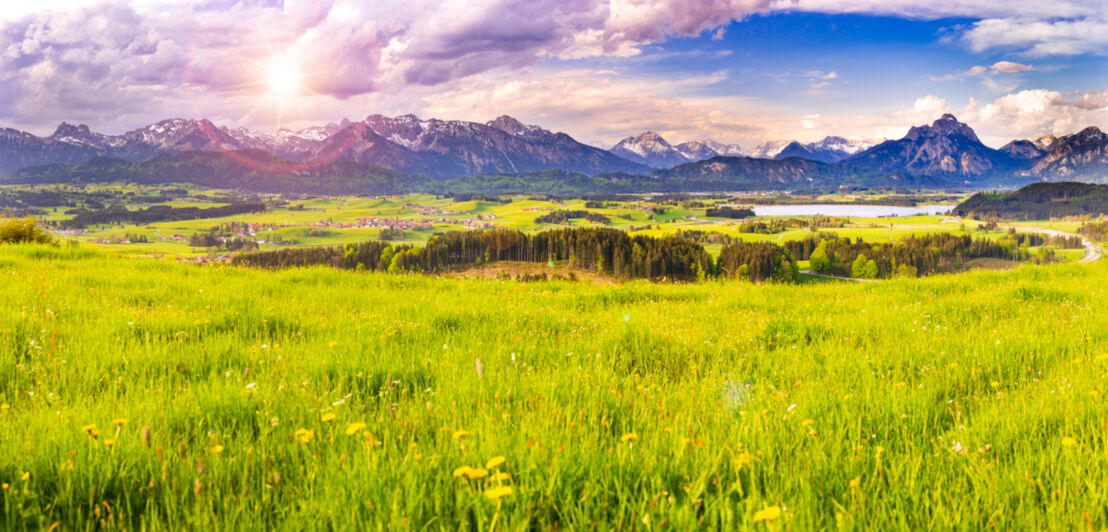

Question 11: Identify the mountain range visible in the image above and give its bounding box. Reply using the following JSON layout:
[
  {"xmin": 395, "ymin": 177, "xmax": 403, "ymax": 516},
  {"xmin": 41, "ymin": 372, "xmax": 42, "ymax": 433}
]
[
  {"xmin": 610, "ymin": 131, "xmax": 743, "ymax": 168},
  {"xmin": 0, "ymin": 115, "xmax": 652, "ymax": 179},
  {"xmin": 2, "ymin": 113, "xmax": 1107, "ymax": 193}
]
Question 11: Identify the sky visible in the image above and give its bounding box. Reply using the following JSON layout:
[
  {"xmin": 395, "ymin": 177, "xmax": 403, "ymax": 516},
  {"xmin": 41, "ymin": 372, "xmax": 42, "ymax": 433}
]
[{"xmin": 1, "ymin": 0, "xmax": 1106, "ymax": 149}]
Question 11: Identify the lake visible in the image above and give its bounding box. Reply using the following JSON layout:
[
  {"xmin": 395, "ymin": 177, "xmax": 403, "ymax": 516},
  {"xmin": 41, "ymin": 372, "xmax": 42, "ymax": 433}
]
[{"xmin": 752, "ymin": 204, "xmax": 953, "ymax": 218}]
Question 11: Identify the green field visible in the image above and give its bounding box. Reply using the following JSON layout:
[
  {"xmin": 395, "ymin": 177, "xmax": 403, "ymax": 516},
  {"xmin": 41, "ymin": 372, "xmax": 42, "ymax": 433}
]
[
  {"xmin": 1, "ymin": 240, "xmax": 1107, "ymax": 529},
  {"xmin": 11, "ymin": 185, "xmax": 1088, "ymax": 264}
]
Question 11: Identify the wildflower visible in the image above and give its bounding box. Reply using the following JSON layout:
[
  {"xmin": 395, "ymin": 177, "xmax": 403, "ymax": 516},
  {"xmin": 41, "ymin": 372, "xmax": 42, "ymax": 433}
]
[
  {"xmin": 452, "ymin": 429, "xmax": 470, "ymax": 439},
  {"xmin": 485, "ymin": 486, "xmax": 512, "ymax": 499},
  {"xmin": 112, "ymin": 418, "xmax": 128, "ymax": 427},
  {"xmin": 753, "ymin": 506, "xmax": 781, "ymax": 522},
  {"xmin": 20, "ymin": 472, "xmax": 29, "ymax": 481},
  {"xmin": 321, "ymin": 412, "xmax": 336, "ymax": 423},
  {"xmin": 490, "ymin": 472, "xmax": 510, "ymax": 482},
  {"xmin": 1, "ymin": 484, "xmax": 7, "ymax": 489},
  {"xmin": 990, "ymin": 381, "xmax": 1000, "ymax": 388},
  {"xmin": 210, "ymin": 445, "xmax": 224, "ymax": 454},
  {"xmin": 345, "ymin": 422, "xmax": 366, "ymax": 435},
  {"xmin": 1, "ymin": 404, "xmax": 9, "ymax": 410},
  {"xmin": 486, "ymin": 456, "xmax": 506, "ymax": 469},
  {"xmin": 81, "ymin": 424, "xmax": 98, "ymax": 433},
  {"xmin": 465, "ymin": 468, "xmax": 489, "ymax": 479},
  {"xmin": 294, "ymin": 428, "xmax": 314, "ymax": 444},
  {"xmin": 849, "ymin": 477, "xmax": 861, "ymax": 489},
  {"xmin": 1062, "ymin": 437, "xmax": 1077, "ymax": 447},
  {"xmin": 620, "ymin": 433, "xmax": 637, "ymax": 443},
  {"xmin": 328, "ymin": 341, "xmax": 338, "ymax": 348},
  {"xmin": 104, "ymin": 439, "xmax": 116, "ymax": 448},
  {"xmin": 453, "ymin": 466, "xmax": 473, "ymax": 477},
  {"xmin": 801, "ymin": 419, "xmax": 814, "ymax": 427}
]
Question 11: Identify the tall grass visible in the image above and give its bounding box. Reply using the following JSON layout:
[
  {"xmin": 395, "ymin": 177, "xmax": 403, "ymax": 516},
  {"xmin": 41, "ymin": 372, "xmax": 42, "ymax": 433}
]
[{"xmin": 0, "ymin": 244, "xmax": 1105, "ymax": 529}]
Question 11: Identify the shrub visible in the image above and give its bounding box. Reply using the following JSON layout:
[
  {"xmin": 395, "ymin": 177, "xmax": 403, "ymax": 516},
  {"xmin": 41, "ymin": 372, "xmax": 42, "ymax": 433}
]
[{"xmin": 0, "ymin": 216, "xmax": 56, "ymax": 245}]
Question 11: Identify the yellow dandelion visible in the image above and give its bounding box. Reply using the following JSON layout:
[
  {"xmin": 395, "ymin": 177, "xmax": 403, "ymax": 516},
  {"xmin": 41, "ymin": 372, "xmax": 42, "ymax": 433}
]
[
  {"xmin": 452, "ymin": 429, "xmax": 470, "ymax": 439},
  {"xmin": 485, "ymin": 456, "xmax": 506, "ymax": 469},
  {"xmin": 990, "ymin": 381, "xmax": 1000, "ymax": 388},
  {"xmin": 103, "ymin": 439, "xmax": 116, "ymax": 448},
  {"xmin": 1, "ymin": 483, "xmax": 7, "ymax": 489},
  {"xmin": 321, "ymin": 412, "xmax": 336, "ymax": 423},
  {"xmin": 81, "ymin": 424, "xmax": 98, "ymax": 433},
  {"xmin": 484, "ymin": 486, "xmax": 513, "ymax": 500},
  {"xmin": 753, "ymin": 505, "xmax": 781, "ymax": 522},
  {"xmin": 112, "ymin": 418, "xmax": 128, "ymax": 427},
  {"xmin": 453, "ymin": 466, "xmax": 473, "ymax": 477},
  {"xmin": 849, "ymin": 477, "xmax": 861, "ymax": 489},
  {"xmin": 1062, "ymin": 437, "xmax": 1077, "ymax": 447},
  {"xmin": 20, "ymin": 472, "xmax": 29, "ymax": 481},
  {"xmin": 801, "ymin": 419, "xmax": 814, "ymax": 427},
  {"xmin": 328, "ymin": 341, "xmax": 338, "ymax": 348},
  {"xmin": 620, "ymin": 433, "xmax": 637, "ymax": 442},
  {"xmin": 88, "ymin": 428, "xmax": 101, "ymax": 439},
  {"xmin": 464, "ymin": 468, "xmax": 489, "ymax": 480},
  {"xmin": 490, "ymin": 472, "xmax": 510, "ymax": 482},
  {"xmin": 294, "ymin": 428, "xmax": 314, "ymax": 444},
  {"xmin": 344, "ymin": 422, "xmax": 366, "ymax": 435},
  {"xmin": 210, "ymin": 445, "xmax": 224, "ymax": 454},
  {"xmin": 1, "ymin": 404, "xmax": 9, "ymax": 410}
]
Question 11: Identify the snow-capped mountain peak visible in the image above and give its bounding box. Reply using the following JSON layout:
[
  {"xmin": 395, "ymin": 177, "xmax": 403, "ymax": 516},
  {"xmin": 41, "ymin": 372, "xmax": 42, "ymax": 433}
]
[{"xmin": 610, "ymin": 131, "xmax": 690, "ymax": 168}]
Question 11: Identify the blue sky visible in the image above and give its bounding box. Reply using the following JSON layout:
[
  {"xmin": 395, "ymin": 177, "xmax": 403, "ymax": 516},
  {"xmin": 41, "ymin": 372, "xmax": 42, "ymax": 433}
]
[{"xmin": 1, "ymin": 1, "xmax": 1105, "ymax": 149}]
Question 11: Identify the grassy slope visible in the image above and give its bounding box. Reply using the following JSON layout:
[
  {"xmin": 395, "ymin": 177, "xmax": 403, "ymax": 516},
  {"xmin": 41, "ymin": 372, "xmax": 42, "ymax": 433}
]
[{"xmin": 0, "ymin": 244, "xmax": 1105, "ymax": 529}]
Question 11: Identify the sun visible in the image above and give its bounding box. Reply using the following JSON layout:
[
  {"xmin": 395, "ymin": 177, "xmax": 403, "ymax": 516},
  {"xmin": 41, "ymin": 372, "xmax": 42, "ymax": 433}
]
[{"xmin": 266, "ymin": 59, "xmax": 301, "ymax": 99}]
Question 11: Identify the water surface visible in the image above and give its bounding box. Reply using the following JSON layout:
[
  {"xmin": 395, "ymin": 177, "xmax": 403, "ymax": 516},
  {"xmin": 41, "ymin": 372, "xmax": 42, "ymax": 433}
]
[{"xmin": 752, "ymin": 204, "xmax": 953, "ymax": 217}]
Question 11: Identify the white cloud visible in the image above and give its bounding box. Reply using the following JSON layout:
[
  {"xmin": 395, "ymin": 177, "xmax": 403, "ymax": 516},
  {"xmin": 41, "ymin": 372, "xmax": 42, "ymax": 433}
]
[
  {"xmin": 767, "ymin": 0, "xmax": 1095, "ymax": 19},
  {"xmin": 929, "ymin": 61, "xmax": 1034, "ymax": 84},
  {"xmin": 963, "ymin": 17, "xmax": 1108, "ymax": 56},
  {"xmin": 989, "ymin": 61, "xmax": 1033, "ymax": 73}
]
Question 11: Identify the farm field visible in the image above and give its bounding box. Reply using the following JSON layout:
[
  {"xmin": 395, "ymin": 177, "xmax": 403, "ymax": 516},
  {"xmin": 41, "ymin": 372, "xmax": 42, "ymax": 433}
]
[
  {"xmin": 1, "ymin": 242, "xmax": 1107, "ymax": 529},
  {"xmin": 6, "ymin": 184, "xmax": 1086, "ymax": 264}
]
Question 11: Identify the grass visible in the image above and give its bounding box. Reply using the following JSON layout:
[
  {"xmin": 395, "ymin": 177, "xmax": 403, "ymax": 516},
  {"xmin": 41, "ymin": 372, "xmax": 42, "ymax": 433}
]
[
  {"xmin": 1, "ymin": 242, "xmax": 1106, "ymax": 529},
  {"xmin": 10, "ymin": 185, "xmax": 993, "ymax": 260}
]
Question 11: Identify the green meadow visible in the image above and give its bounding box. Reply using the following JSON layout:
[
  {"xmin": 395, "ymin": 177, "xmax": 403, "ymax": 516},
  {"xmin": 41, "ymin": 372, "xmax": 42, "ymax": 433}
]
[
  {"xmin": 9, "ymin": 185, "xmax": 1084, "ymax": 263},
  {"xmin": 1, "ymin": 240, "xmax": 1107, "ymax": 529}
]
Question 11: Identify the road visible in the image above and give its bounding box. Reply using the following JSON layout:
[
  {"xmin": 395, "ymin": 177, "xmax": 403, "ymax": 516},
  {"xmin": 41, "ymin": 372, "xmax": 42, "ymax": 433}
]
[{"xmin": 1008, "ymin": 225, "xmax": 1102, "ymax": 263}]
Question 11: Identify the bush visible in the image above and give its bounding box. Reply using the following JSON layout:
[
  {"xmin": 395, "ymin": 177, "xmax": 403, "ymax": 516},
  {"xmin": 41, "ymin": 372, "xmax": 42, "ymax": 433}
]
[{"xmin": 0, "ymin": 216, "xmax": 56, "ymax": 245}]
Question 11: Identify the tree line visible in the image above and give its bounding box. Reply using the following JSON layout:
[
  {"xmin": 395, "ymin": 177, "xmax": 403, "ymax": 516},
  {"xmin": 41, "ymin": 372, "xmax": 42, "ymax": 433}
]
[
  {"xmin": 235, "ymin": 228, "xmax": 726, "ymax": 281},
  {"xmin": 231, "ymin": 227, "xmax": 1065, "ymax": 283},
  {"xmin": 807, "ymin": 233, "xmax": 1049, "ymax": 279},
  {"xmin": 534, "ymin": 210, "xmax": 611, "ymax": 225},
  {"xmin": 60, "ymin": 203, "xmax": 267, "ymax": 229}
]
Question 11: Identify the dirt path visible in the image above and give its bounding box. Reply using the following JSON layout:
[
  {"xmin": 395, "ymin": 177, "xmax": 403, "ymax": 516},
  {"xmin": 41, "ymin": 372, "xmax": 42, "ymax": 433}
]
[
  {"xmin": 798, "ymin": 270, "xmax": 877, "ymax": 283},
  {"xmin": 1008, "ymin": 225, "xmax": 1102, "ymax": 263}
]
